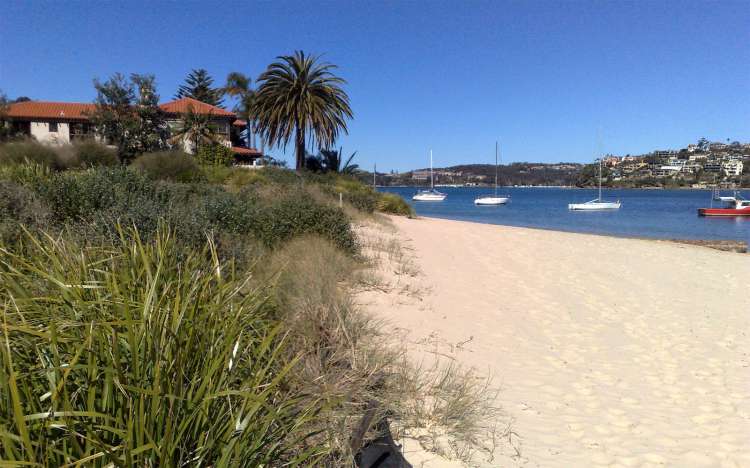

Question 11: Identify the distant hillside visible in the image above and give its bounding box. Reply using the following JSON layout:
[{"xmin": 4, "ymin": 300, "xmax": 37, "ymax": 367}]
[{"xmin": 363, "ymin": 162, "xmax": 584, "ymax": 187}]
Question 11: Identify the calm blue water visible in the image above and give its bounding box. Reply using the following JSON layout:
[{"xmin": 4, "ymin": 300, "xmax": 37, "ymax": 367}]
[{"xmin": 378, "ymin": 187, "xmax": 750, "ymax": 242}]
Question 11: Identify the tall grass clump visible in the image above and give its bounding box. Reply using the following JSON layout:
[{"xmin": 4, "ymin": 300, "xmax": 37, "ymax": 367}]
[
  {"xmin": 131, "ymin": 150, "xmax": 205, "ymax": 182},
  {"xmin": 0, "ymin": 226, "xmax": 326, "ymax": 466},
  {"xmin": 261, "ymin": 236, "xmax": 394, "ymax": 462},
  {"xmin": 376, "ymin": 193, "xmax": 414, "ymax": 217},
  {"xmin": 0, "ymin": 141, "xmax": 61, "ymax": 169}
]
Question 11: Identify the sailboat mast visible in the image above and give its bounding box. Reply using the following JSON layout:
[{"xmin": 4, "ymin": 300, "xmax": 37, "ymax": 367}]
[
  {"xmin": 598, "ymin": 157, "xmax": 602, "ymax": 201},
  {"xmin": 373, "ymin": 163, "xmax": 376, "ymax": 187},
  {"xmin": 430, "ymin": 149, "xmax": 434, "ymax": 189},
  {"xmin": 495, "ymin": 141, "xmax": 499, "ymax": 197}
]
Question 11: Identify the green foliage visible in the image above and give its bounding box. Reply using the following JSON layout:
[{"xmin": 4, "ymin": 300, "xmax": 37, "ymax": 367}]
[
  {"xmin": 227, "ymin": 168, "xmax": 269, "ymax": 190},
  {"xmin": 308, "ymin": 147, "xmax": 359, "ymax": 174},
  {"xmin": 89, "ymin": 73, "xmax": 169, "ymax": 162},
  {"xmin": 0, "ymin": 181, "xmax": 51, "ymax": 242},
  {"xmin": 0, "ymin": 227, "xmax": 325, "ymax": 466},
  {"xmin": 62, "ymin": 140, "xmax": 119, "ymax": 168},
  {"xmin": 170, "ymin": 105, "xmax": 222, "ymax": 153},
  {"xmin": 249, "ymin": 191, "xmax": 357, "ymax": 253},
  {"xmin": 175, "ymin": 68, "xmax": 224, "ymax": 107},
  {"xmin": 196, "ymin": 143, "xmax": 234, "ymax": 166},
  {"xmin": 201, "ymin": 164, "xmax": 234, "ymax": 184},
  {"xmin": 0, "ymin": 161, "xmax": 53, "ymax": 186},
  {"xmin": 0, "ymin": 140, "xmax": 61, "ymax": 169},
  {"xmin": 254, "ymin": 51, "xmax": 353, "ymax": 170},
  {"xmin": 376, "ymin": 193, "xmax": 414, "ymax": 216},
  {"xmin": 332, "ymin": 178, "xmax": 379, "ymax": 213},
  {"xmin": 131, "ymin": 150, "xmax": 205, "ymax": 182}
]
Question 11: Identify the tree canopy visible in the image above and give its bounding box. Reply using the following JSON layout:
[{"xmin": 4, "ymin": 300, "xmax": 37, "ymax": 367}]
[
  {"xmin": 253, "ymin": 51, "xmax": 353, "ymax": 170},
  {"xmin": 89, "ymin": 73, "xmax": 169, "ymax": 161},
  {"xmin": 174, "ymin": 69, "xmax": 224, "ymax": 107}
]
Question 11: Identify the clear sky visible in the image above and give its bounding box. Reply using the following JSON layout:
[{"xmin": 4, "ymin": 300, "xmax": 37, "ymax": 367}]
[{"xmin": 1, "ymin": 1, "xmax": 748, "ymax": 171}]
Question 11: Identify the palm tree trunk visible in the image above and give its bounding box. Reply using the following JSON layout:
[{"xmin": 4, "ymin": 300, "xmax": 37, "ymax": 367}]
[{"xmin": 295, "ymin": 119, "xmax": 305, "ymax": 170}]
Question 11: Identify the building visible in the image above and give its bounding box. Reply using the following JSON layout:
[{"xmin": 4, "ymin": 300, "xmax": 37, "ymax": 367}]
[
  {"xmin": 4, "ymin": 97, "xmax": 263, "ymax": 161},
  {"xmin": 722, "ymin": 160, "xmax": 743, "ymax": 177},
  {"xmin": 703, "ymin": 160, "xmax": 723, "ymax": 173}
]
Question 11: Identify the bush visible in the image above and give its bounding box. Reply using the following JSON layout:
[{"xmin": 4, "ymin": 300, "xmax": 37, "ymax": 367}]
[
  {"xmin": 377, "ymin": 193, "xmax": 414, "ymax": 216},
  {"xmin": 0, "ymin": 140, "xmax": 61, "ymax": 169},
  {"xmin": 201, "ymin": 164, "xmax": 233, "ymax": 184},
  {"xmin": 249, "ymin": 191, "xmax": 358, "ymax": 253},
  {"xmin": 196, "ymin": 143, "xmax": 234, "ymax": 166},
  {"xmin": 131, "ymin": 150, "xmax": 204, "ymax": 182},
  {"xmin": 227, "ymin": 168, "xmax": 269, "ymax": 190},
  {"xmin": 71, "ymin": 140, "xmax": 119, "ymax": 167},
  {"xmin": 0, "ymin": 227, "xmax": 325, "ymax": 466},
  {"xmin": 0, "ymin": 181, "xmax": 50, "ymax": 242}
]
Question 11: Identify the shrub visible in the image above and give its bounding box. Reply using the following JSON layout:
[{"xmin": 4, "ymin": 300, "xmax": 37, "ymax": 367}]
[
  {"xmin": 249, "ymin": 191, "xmax": 357, "ymax": 253},
  {"xmin": 227, "ymin": 168, "xmax": 269, "ymax": 190},
  {"xmin": 71, "ymin": 140, "xmax": 119, "ymax": 167},
  {"xmin": 0, "ymin": 227, "xmax": 326, "ymax": 466},
  {"xmin": 201, "ymin": 164, "xmax": 233, "ymax": 184},
  {"xmin": 376, "ymin": 193, "xmax": 414, "ymax": 216},
  {"xmin": 196, "ymin": 143, "xmax": 235, "ymax": 166},
  {"xmin": 131, "ymin": 150, "xmax": 205, "ymax": 182},
  {"xmin": 0, "ymin": 181, "xmax": 50, "ymax": 242},
  {"xmin": 0, "ymin": 162, "xmax": 53, "ymax": 186},
  {"xmin": 0, "ymin": 140, "xmax": 61, "ymax": 169}
]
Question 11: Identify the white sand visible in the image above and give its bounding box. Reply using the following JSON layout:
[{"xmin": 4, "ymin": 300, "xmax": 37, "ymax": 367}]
[{"xmin": 357, "ymin": 216, "xmax": 750, "ymax": 467}]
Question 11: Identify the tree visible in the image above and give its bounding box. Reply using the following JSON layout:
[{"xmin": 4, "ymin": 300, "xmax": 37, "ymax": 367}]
[
  {"xmin": 174, "ymin": 69, "xmax": 223, "ymax": 107},
  {"xmin": 0, "ymin": 90, "xmax": 11, "ymax": 141},
  {"xmin": 223, "ymin": 72, "xmax": 256, "ymax": 148},
  {"xmin": 89, "ymin": 73, "xmax": 168, "ymax": 162},
  {"xmin": 253, "ymin": 51, "xmax": 353, "ymax": 170},
  {"xmin": 316, "ymin": 147, "xmax": 358, "ymax": 174},
  {"xmin": 169, "ymin": 105, "xmax": 220, "ymax": 153}
]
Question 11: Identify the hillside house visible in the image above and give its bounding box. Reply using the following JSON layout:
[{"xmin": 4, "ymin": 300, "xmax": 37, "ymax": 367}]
[{"xmin": 4, "ymin": 97, "xmax": 263, "ymax": 162}]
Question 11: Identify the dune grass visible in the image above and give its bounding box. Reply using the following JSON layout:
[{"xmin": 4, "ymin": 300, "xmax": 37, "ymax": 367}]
[{"xmin": 0, "ymin": 226, "xmax": 325, "ymax": 466}]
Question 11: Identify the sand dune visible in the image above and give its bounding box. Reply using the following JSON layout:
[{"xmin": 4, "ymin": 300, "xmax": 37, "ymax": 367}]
[{"xmin": 357, "ymin": 216, "xmax": 750, "ymax": 467}]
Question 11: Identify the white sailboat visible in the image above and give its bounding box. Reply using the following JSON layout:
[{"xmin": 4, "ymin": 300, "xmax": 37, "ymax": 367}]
[
  {"xmin": 413, "ymin": 150, "xmax": 447, "ymax": 201},
  {"xmin": 568, "ymin": 157, "xmax": 621, "ymax": 210},
  {"xmin": 475, "ymin": 141, "xmax": 509, "ymax": 205}
]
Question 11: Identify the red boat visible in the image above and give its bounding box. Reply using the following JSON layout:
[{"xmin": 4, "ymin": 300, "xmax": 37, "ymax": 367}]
[{"xmin": 698, "ymin": 195, "xmax": 750, "ymax": 217}]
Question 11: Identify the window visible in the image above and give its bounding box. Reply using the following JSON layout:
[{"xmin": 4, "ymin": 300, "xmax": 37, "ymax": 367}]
[{"xmin": 49, "ymin": 122, "xmax": 58, "ymax": 132}]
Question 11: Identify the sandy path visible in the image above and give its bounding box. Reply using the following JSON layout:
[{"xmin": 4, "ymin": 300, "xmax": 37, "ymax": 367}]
[{"xmin": 357, "ymin": 216, "xmax": 750, "ymax": 467}]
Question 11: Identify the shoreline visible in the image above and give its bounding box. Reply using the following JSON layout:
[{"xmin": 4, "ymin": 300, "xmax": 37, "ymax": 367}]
[
  {"xmin": 357, "ymin": 215, "xmax": 750, "ymax": 467},
  {"xmin": 411, "ymin": 213, "xmax": 748, "ymax": 252}
]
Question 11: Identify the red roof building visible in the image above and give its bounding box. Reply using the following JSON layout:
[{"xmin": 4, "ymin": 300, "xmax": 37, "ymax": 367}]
[{"xmin": 159, "ymin": 97, "xmax": 235, "ymax": 118}]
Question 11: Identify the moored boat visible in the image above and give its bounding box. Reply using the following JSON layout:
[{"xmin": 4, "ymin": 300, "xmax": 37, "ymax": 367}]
[
  {"xmin": 413, "ymin": 150, "xmax": 447, "ymax": 202},
  {"xmin": 698, "ymin": 195, "xmax": 750, "ymax": 216},
  {"xmin": 475, "ymin": 141, "xmax": 510, "ymax": 206},
  {"xmin": 568, "ymin": 156, "xmax": 620, "ymax": 211}
]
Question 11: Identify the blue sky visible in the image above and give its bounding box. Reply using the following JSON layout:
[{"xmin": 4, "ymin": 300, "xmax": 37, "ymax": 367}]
[{"xmin": 1, "ymin": 1, "xmax": 748, "ymax": 171}]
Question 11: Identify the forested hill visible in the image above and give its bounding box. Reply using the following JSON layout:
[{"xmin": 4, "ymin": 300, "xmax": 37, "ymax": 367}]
[{"xmin": 369, "ymin": 162, "xmax": 584, "ymax": 187}]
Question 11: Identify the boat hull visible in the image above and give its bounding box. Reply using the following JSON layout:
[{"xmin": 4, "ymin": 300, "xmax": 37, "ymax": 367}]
[
  {"xmin": 413, "ymin": 193, "xmax": 446, "ymax": 201},
  {"xmin": 698, "ymin": 207, "xmax": 750, "ymax": 217},
  {"xmin": 568, "ymin": 202, "xmax": 621, "ymax": 211},
  {"xmin": 475, "ymin": 197, "xmax": 509, "ymax": 205}
]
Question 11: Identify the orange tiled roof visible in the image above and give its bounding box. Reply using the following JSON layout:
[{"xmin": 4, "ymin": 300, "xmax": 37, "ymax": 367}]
[
  {"xmin": 232, "ymin": 146, "xmax": 262, "ymax": 156},
  {"xmin": 5, "ymin": 98, "xmax": 235, "ymax": 121},
  {"xmin": 159, "ymin": 97, "xmax": 235, "ymax": 118},
  {"xmin": 5, "ymin": 101, "xmax": 96, "ymax": 120},
  {"xmin": 232, "ymin": 119, "xmax": 247, "ymax": 127}
]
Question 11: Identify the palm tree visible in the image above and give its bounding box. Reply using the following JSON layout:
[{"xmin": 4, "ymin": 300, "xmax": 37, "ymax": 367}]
[
  {"xmin": 253, "ymin": 51, "xmax": 353, "ymax": 170},
  {"xmin": 223, "ymin": 72, "xmax": 256, "ymax": 148},
  {"xmin": 170, "ymin": 105, "xmax": 220, "ymax": 153},
  {"xmin": 319, "ymin": 147, "xmax": 359, "ymax": 174}
]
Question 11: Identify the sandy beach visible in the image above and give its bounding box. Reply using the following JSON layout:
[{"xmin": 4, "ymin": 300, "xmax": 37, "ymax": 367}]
[{"xmin": 357, "ymin": 216, "xmax": 750, "ymax": 467}]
